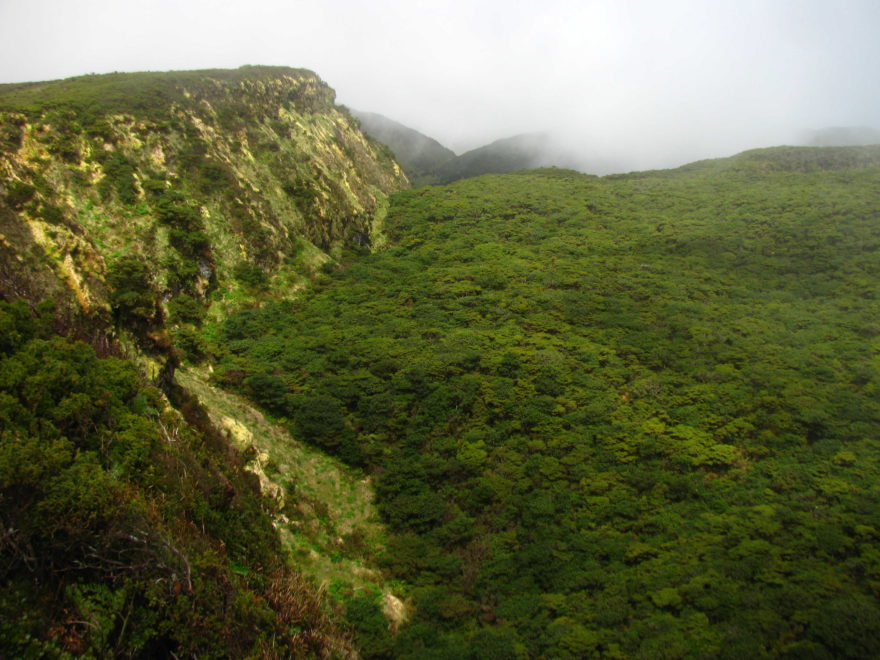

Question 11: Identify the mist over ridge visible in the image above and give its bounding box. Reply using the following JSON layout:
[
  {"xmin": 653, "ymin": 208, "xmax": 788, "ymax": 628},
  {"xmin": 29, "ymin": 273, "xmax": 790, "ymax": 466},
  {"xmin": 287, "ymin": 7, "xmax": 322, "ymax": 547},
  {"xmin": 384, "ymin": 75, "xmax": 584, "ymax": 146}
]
[
  {"xmin": 2, "ymin": 1, "xmax": 879, "ymax": 174},
  {"xmin": 2, "ymin": 56, "xmax": 880, "ymax": 658},
  {"xmin": 353, "ymin": 107, "xmax": 880, "ymax": 182}
]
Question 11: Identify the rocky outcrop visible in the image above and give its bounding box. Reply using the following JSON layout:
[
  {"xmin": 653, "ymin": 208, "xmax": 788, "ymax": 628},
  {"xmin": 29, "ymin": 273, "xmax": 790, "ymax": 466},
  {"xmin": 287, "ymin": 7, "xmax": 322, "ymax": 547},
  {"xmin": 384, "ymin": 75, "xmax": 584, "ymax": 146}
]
[{"xmin": 0, "ymin": 66, "xmax": 408, "ymax": 335}]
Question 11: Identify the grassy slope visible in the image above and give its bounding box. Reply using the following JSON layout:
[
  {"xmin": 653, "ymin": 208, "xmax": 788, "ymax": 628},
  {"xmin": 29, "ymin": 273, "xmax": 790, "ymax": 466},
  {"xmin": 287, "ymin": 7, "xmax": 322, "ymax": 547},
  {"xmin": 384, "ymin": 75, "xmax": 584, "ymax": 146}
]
[{"xmin": 176, "ymin": 367, "xmax": 399, "ymax": 599}]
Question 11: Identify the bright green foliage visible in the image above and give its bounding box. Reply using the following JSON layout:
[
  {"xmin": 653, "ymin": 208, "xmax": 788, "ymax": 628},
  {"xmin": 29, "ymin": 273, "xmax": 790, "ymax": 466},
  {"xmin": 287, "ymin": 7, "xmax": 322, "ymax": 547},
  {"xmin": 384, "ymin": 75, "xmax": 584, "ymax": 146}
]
[
  {"xmin": 0, "ymin": 65, "xmax": 407, "ymax": 365},
  {"xmin": 0, "ymin": 66, "xmax": 330, "ymax": 125},
  {"xmin": 212, "ymin": 155, "xmax": 880, "ymax": 657},
  {"xmin": 0, "ymin": 301, "xmax": 349, "ymax": 658}
]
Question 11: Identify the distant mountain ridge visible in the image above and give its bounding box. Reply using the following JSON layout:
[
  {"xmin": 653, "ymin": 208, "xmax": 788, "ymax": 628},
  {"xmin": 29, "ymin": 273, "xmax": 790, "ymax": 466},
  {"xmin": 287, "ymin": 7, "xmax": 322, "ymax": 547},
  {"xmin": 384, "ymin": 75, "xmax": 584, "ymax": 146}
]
[
  {"xmin": 353, "ymin": 112, "xmax": 586, "ymax": 184},
  {"xmin": 433, "ymin": 132, "xmax": 585, "ymax": 183},
  {"xmin": 350, "ymin": 110, "xmax": 455, "ymax": 185}
]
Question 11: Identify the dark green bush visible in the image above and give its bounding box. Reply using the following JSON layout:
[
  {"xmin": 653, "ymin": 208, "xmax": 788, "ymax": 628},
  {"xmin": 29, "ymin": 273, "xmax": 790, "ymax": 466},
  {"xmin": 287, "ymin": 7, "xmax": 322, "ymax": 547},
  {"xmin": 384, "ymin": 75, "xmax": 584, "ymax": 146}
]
[
  {"xmin": 163, "ymin": 254, "xmax": 201, "ymax": 292},
  {"xmin": 345, "ymin": 593, "xmax": 393, "ymax": 658},
  {"xmin": 106, "ymin": 255, "xmax": 157, "ymax": 324},
  {"xmin": 168, "ymin": 227, "xmax": 210, "ymax": 257},
  {"xmin": 98, "ymin": 152, "xmax": 137, "ymax": 204},
  {"xmin": 167, "ymin": 293, "xmax": 206, "ymax": 324},
  {"xmin": 171, "ymin": 326, "xmax": 207, "ymax": 363},
  {"xmin": 141, "ymin": 177, "xmax": 167, "ymax": 195},
  {"xmin": 243, "ymin": 372, "xmax": 290, "ymax": 416},
  {"xmin": 233, "ymin": 262, "xmax": 269, "ymax": 288},
  {"xmin": 810, "ymin": 597, "xmax": 880, "ymax": 659}
]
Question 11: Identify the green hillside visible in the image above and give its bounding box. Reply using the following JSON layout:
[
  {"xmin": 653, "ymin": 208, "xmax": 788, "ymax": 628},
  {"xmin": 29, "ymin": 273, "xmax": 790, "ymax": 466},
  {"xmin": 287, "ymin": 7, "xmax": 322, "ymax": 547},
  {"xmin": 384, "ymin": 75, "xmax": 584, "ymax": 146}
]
[
  {"xmin": 0, "ymin": 66, "xmax": 322, "ymax": 119},
  {"xmin": 3, "ymin": 64, "xmax": 880, "ymax": 659},
  {"xmin": 211, "ymin": 151, "xmax": 880, "ymax": 658},
  {"xmin": 0, "ymin": 300, "xmax": 353, "ymax": 657},
  {"xmin": 0, "ymin": 65, "xmax": 406, "ymax": 336}
]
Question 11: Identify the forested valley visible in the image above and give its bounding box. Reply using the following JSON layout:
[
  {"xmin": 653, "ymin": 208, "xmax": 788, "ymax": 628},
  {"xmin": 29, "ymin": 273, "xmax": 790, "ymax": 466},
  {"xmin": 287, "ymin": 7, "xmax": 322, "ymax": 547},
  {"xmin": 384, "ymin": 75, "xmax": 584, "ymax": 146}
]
[
  {"xmin": 209, "ymin": 150, "xmax": 880, "ymax": 658},
  {"xmin": 1, "ymin": 66, "xmax": 880, "ymax": 658}
]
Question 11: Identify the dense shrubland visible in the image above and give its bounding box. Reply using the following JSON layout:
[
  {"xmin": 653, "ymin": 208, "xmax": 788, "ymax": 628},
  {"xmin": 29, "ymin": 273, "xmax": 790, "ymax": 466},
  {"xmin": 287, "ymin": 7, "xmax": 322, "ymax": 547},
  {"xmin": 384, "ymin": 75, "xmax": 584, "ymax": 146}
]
[
  {"xmin": 4, "ymin": 65, "xmax": 880, "ymax": 657},
  {"xmin": 0, "ymin": 300, "xmax": 355, "ymax": 657},
  {"xmin": 210, "ymin": 153, "xmax": 880, "ymax": 658}
]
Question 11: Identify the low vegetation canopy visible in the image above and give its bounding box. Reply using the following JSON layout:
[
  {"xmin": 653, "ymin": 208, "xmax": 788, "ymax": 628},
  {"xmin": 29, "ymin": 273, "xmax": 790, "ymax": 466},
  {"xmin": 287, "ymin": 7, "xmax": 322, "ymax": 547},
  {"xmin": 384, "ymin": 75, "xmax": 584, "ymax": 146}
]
[
  {"xmin": 3, "ymin": 63, "xmax": 880, "ymax": 658},
  {"xmin": 211, "ymin": 153, "xmax": 880, "ymax": 658}
]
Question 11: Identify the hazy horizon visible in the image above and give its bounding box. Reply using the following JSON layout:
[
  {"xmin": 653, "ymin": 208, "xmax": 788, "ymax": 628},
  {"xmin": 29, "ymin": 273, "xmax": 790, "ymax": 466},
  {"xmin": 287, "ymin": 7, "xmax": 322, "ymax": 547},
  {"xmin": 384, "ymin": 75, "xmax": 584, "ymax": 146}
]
[{"xmin": 1, "ymin": 0, "xmax": 878, "ymax": 172}]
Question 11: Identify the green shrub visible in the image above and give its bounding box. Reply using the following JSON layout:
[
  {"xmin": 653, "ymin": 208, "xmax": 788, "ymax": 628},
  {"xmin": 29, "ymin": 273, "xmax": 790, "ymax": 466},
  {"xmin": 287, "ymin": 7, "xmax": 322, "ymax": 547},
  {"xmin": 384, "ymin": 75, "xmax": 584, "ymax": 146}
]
[
  {"xmin": 243, "ymin": 372, "xmax": 290, "ymax": 416},
  {"xmin": 810, "ymin": 597, "xmax": 880, "ymax": 658},
  {"xmin": 233, "ymin": 262, "xmax": 269, "ymax": 288},
  {"xmin": 167, "ymin": 293, "xmax": 206, "ymax": 324},
  {"xmin": 106, "ymin": 255, "xmax": 157, "ymax": 324},
  {"xmin": 345, "ymin": 593, "xmax": 393, "ymax": 658},
  {"xmin": 163, "ymin": 254, "xmax": 200, "ymax": 292},
  {"xmin": 99, "ymin": 152, "xmax": 138, "ymax": 204},
  {"xmin": 141, "ymin": 178, "xmax": 167, "ymax": 194},
  {"xmin": 168, "ymin": 227, "xmax": 210, "ymax": 257},
  {"xmin": 171, "ymin": 326, "xmax": 207, "ymax": 363}
]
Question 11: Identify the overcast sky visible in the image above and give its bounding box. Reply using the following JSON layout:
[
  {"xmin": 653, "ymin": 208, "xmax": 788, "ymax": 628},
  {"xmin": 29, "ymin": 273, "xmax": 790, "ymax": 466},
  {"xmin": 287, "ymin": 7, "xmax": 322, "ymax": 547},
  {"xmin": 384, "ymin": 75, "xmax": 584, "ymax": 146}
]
[{"xmin": 1, "ymin": 0, "xmax": 878, "ymax": 171}]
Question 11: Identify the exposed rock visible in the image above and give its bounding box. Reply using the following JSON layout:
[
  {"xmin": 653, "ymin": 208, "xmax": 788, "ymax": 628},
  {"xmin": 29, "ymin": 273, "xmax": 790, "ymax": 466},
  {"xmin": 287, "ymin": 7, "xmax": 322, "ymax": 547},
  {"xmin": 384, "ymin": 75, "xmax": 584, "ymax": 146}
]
[
  {"xmin": 0, "ymin": 66, "xmax": 408, "ymax": 345},
  {"xmin": 383, "ymin": 592, "xmax": 409, "ymax": 632}
]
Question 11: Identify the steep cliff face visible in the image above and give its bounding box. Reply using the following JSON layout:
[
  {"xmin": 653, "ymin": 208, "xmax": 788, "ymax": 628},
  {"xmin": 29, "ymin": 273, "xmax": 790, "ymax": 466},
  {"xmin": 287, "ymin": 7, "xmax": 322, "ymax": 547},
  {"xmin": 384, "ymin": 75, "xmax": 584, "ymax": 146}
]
[
  {"xmin": 0, "ymin": 66, "xmax": 407, "ymax": 338},
  {"xmin": 0, "ymin": 68, "xmax": 408, "ymax": 657}
]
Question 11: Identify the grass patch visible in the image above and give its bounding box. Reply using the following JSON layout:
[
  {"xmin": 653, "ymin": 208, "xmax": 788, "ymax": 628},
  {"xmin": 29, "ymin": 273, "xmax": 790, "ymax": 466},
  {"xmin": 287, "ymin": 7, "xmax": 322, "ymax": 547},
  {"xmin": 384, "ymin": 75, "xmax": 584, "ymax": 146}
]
[{"xmin": 175, "ymin": 366, "xmax": 390, "ymax": 594}]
